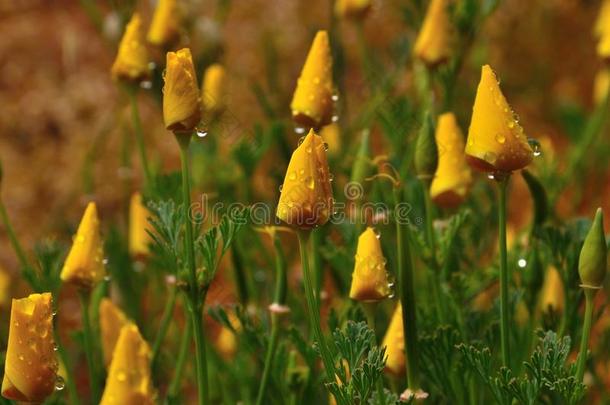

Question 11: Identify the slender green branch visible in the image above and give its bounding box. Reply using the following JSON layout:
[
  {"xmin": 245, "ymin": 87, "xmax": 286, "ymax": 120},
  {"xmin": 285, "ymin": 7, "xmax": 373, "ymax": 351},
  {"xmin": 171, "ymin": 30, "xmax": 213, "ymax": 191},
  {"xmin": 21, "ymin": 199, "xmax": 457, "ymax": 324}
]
[
  {"xmin": 497, "ymin": 176, "xmax": 511, "ymax": 367},
  {"xmin": 78, "ymin": 290, "xmax": 102, "ymax": 404},
  {"xmin": 422, "ymin": 181, "xmax": 445, "ymax": 323},
  {"xmin": 151, "ymin": 283, "xmax": 178, "ymax": 368},
  {"xmin": 167, "ymin": 316, "xmax": 193, "ymax": 403},
  {"xmin": 392, "ymin": 186, "xmax": 420, "ymax": 390},
  {"xmin": 0, "ymin": 199, "xmax": 30, "ymax": 273},
  {"xmin": 310, "ymin": 228, "xmax": 324, "ymax": 303},
  {"xmin": 576, "ymin": 288, "xmax": 596, "ymax": 382},
  {"xmin": 54, "ymin": 325, "xmax": 80, "ymax": 405},
  {"xmin": 129, "ymin": 88, "xmax": 153, "ymax": 191}
]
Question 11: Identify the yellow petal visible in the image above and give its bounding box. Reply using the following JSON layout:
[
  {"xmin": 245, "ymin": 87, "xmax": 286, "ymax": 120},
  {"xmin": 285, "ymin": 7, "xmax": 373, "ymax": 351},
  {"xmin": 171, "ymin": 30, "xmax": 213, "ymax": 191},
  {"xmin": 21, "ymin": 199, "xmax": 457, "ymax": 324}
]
[
  {"xmin": 349, "ymin": 227, "xmax": 390, "ymax": 302},
  {"xmin": 595, "ymin": 0, "xmax": 610, "ymax": 38},
  {"xmin": 2, "ymin": 293, "xmax": 58, "ymax": 402},
  {"xmin": 276, "ymin": 129, "xmax": 333, "ymax": 228},
  {"xmin": 334, "ymin": 0, "xmax": 372, "ymax": 20},
  {"xmin": 594, "ymin": 69, "xmax": 610, "ymax": 105},
  {"xmin": 0, "ymin": 266, "xmax": 11, "ymax": 308},
  {"xmin": 111, "ymin": 13, "xmax": 150, "ymax": 83},
  {"xmin": 100, "ymin": 298, "xmax": 130, "ymax": 368},
  {"xmin": 465, "ymin": 65, "xmax": 533, "ymax": 173},
  {"xmin": 413, "ymin": 0, "xmax": 452, "ymax": 66},
  {"xmin": 201, "ymin": 63, "xmax": 227, "ymax": 115},
  {"xmin": 430, "ymin": 113, "xmax": 472, "ymax": 208},
  {"xmin": 100, "ymin": 324, "xmax": 155, "ymax": 405},
  {"xmin": 60, "ymin": 202, "xmax": 106, "ymax": 288},
  {"xmin": 290, "ymin": 31, "xmax": 334, "ymax": 129},
  {"xmin": 539, "ymin": 266, "xmax": 564, "ymax": 314},
  {"xmin": 129, "ymin": 193, "xmax": 154, "ymax": 259},
  {"xmin": 382, "ymin": 303, "xmax": 405, "ymax": 376},
  {"xmin": 163, "ymin": 48, "xmax": 201, "ymax": 133},
  {"xmin": 319, "ymin": 122, "xmax": 341, "ymax": 157},
  {"xmin": 147, "ymin": 0, "xmax": 180, "ymax": 47}
]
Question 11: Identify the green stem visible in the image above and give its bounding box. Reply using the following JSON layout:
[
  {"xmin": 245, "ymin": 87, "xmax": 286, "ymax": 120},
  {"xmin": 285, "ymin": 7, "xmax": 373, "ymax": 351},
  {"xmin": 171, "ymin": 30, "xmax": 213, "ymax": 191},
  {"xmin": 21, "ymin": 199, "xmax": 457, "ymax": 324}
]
[
  {"xmin": 296, "ymin": 231, "xmax": 339, "ymax": 400},
  {"xmin": 78, "ymin": 290, "xmax": 102, "ymax": 404},
  {"xmin": 392, "ymin": 186, "xmax": 420, "ymax": 390},
  {"xmin": 422, "ymin": 181, "xmax": 445, "ymax": 323},
  {"xmin": 167, "ymin": 315, "xmax": 193, "ymax": 403},
  {"xmin": 129, "ymin": 88, "xmax": 153, "ymax": 191},
  {"xmin": 0, "ymin": 200, "xmax": 30, "ymax": 272},
  {"xmin": 151, "ymin": 283, "xmax": 178, "ymax": 368},
  {"xmin": 497, "ymin": 176, "xmax": 511, "ymax": 367},
  {"xmin": 576, "ymin": 288, "xmax": 596, "ymax": 382},
  {"xmin": 54, "ymin": 328, "xmax": 80, "ymax": 405},
  {"xmin": 255, "ymin": 232, "xmax": 288, "ymax": 405},
  {"xmin": 310, "ymin": 228, "xmax": 324, "ymax": 303},
  {"xmin": 231, "ymin": 243, "xmax": 249, "ymax": 306},
  {"xmin": 177, "ymin": 135, "xmax": 209, "ymax": 405}
]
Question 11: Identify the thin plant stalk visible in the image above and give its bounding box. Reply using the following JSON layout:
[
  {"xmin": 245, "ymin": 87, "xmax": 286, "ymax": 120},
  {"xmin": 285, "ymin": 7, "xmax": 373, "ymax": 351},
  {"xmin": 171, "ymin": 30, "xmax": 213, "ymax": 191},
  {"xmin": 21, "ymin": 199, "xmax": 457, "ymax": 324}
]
[
  {"xmin": 151, "ymin": 282, "xmax": 178, "ymax": 368},
  {"xmin": 128, "ymin": 88, "xmax": 153, "ymax": 190},
  {"xmin": 296, "ymin": 230, "xmax": 339, "ymax": 399},
  {"xmin": 422, "ymin": 181, "xmax": 445, "ymax": 323},
  {"xmin": 310, "ymin": 228, "xmax": 324, "ymax": 303},
  {"xmin": 177, "ymin": 135, "xmax": 209, "ymax": 405},
  {"xmin": 497, "ymin": 176, "xmax": 510, "ymax": 367},
  {"xmin": 576, "ymin": 288, "xmax": 596, "ymax": 382},
  {"xmin": 0, "ymin": 199, "xmax": 30, "ymax": 273},
  {"xmin": 255, "ymin": 231, "xmax": 288, "ymax": 405},
  {"xmin": 167, "ymin": 317, "xmax": 193, "ymax": 404},
  {"xmin": 393, "ymin": 186, "xmax": 420, "ymax": 390},
  {"xmin": 78, "ymin": 290, "xmax": 102, "ymax": 404}
]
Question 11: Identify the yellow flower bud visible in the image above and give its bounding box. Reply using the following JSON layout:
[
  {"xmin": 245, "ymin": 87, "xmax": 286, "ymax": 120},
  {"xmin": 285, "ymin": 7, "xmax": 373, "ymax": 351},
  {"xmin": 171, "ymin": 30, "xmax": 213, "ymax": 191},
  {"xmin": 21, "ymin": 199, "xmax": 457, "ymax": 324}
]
[
  {"xmin": 594, "ymin": 69, "xmax": 610, "ymax": 105},
  {"xmin": 413, "ymin": 0, "xmax": 452, "ymax": 66},
  {"xmin": 579, "ymin": 208, "xmax": 607, "ymax": 289},
  {"xmin": 349, "ymin": 227, "xmax": 391, "ymax": 302},
  {"xmin": 430, "ymin": 112, "xmax": 472, "ymax": 208},
  {"xmin": 382, "ymin": 303, "xmax": 405, "ymax": 376},
  {"xmin": 216, "ymin": 326, "xmax": 237, "ymax": 359},
  {"xmin": 334, "ymin": 0, "xmax": 372, "ymax": 20},
  {"xmin": 465, "ymin": 65, "xmax": 533, "ymax": 173},
  {"xmin": 147, "ymin": 0, "xmax": 180, "ymax": 48},
  {"xmin": 60, "ymin": 202, "xmax": 105, "ymax": 288},
  {"xmin": 100, "ymin": 298, "xmax": 130, "ymax": 368},
  {"xmin": 277, "ymin": 129, "xmax": 333, "ymax": 229},
  {"xmin": 290, "ymin": 31, "xmax": 334, "ymax": 129},
  {"xmin": 163, "ymin": 48, "xmax": 201, "ymax": 133},
  {"xmin": 319, "ymin": 122, "xmax": 341, "ymax": 157},
  {"xmin": 539, "ymin": 266, "xmax": 564, "ymax": 314},
  {"xmin": 100, "ymin": 324, "xmax": 155, "ymax": 405},
  {"xmin": 1, "ymin": 293, "xmax": 58, "ymax": 402},
  {"xmin": 111, "ymin": 13, "xmax": 150, "ymax": 83},
  {"xmin": 596, "ymin": 0, "xmax": 610, "ymax": 60},
  {"xmin": 129, "ymin": 193, "xmax": 154, "ymax": 260},
  {"xmin": 0, "ymin": 266, "xmax": 11, "ymax": 308},
  {"xmin": 201, "ymin": 63, "xmax": 227, "ymax": 116}
]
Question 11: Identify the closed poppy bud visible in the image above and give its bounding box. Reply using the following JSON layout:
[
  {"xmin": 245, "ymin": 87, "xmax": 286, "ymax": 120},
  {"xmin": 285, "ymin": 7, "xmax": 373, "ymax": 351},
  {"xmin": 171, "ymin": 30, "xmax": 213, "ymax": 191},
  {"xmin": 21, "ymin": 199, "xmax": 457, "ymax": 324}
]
[
  {"xmin": 413, "ymin": 0, "xmax": 453, "ymax": 67},
  {"xmin": 579, "ymin": 208, "xmax": 608, "ymax": 289},
  {"xmin": 111, "ymin": 13, "xmax": 150, "ymax": 84},
  {"xmin": 60, "ymin": 202, "xmax": 105, "ymax": 288},
  {"xmin": 147, "ymin": 0, "xmax": 180, "ymax": 48},
  {"xmin": 465, "ymin": 65, "xmax": 533, "ymax": 173},
  {"xmin": 163, "ymin": 48, "xmax": 201, "ymax": 133},
  {"xmin": 382, "ymin": 303, "xmax": 405, "ymax": 375},
  {"xmin": 334, "ymin": 0, "xmax": 372, "ymax": 20},
  {"xmin": 201, "ymin": 63, "xmax": 227, "ymax": 116},
  {"xmin": 430, "ymin": 113, "xmax": 472, "ymax": 207},
  {"xmin": 594, "ymin": 69, "xmax": 610, "ymax": 105},
  {"xmin": 349, "ymin": 227, "xmax": 391, "ymax": 302},
  {"xmin": 290, "ymin": 31, "xmax": 334, "ymax": 129},
  {"xmin": 276, "ymin": 129, "xmax": 333, "ymax": 229},
  {"xmin": 215, "ymin": 313, "xmax": 241, "ymax": 359},
  {"xmin": 2, "ymin": 293, "xmax": 58, "ymax": 402},
  {"xmin": 100, "ymin": 324, "xmax": 155, "ymax": 405},
  {"xmin": 100, "ymin": 298, "xmax": 130, "ymax": 368},
  {"xmin": 539, "ymin": 266, "xmax": 564, "ymax": 314},
  {"xmin": 596, "ymin": 0, "xmax": 610, "ymax": 60},
  {"xmin": 414, "ymin": 112, "xmax": 438, "ymax": 179},
  {"xmin": 129, "ymin": 193, "xmax": 153, "ymax": 260}
]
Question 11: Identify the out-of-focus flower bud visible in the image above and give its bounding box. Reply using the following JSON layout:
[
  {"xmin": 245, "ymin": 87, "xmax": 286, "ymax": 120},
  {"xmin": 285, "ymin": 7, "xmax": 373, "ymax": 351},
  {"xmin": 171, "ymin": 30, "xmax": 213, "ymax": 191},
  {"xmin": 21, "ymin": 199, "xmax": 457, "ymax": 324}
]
[
  {"xmin": 111, "ymin": 13, "xmax": 150, "ymax": 84},
  {"xmin": 579, "ymin": 208, "xmax": 608, "ymax": 289},
  {"xmin": 147, "ymin": 0, "xmax": 180, "ymax": 48},
  {"xmin": 60, "ymin": 202, "xmax": 105, "ymax": 288},
  {"xmin": 215, "ymin": 312, "xmax": 241, "ymax": 359},
  {"xmin": 430, "ymin": 112, "xmax": 471, "ymax": 207},
  {"xmin": 349, "ymin": 227, "xmax": 391, "ymax": 302},
  {"xmin": 594, "ymin": 69, "xmax": 610, "ymax": 105},
  {"xmin": 163, "ymin": 48, "xmax": 201, "ymax": 133},
  {"xmin": 129, "ymin": 193, "xmax": 153, "ymax": 260},
  {"xmin": 465, "ymin": 65, "xmax": 533, "ymax": 173},
  {"xmin": 100, "ymin": 298, "xmax": 130, "ymax": 368},
  {"xmin": 276, "ymin": 129, "xmax": 333, "ymax": 229},
  {"xmin": 414, "ymin": 112, "xmax": 438, "ymax": 180},
  {"xmin": 319, "ymin": 122, "xmax": 341, "ymax": 157},
  {"xmin": 290, "ymin": 31, "xmax": 334, "ymax": 129},
  {"xmin": 413, "ymin": 0, "xmax": 453, "ymax": 67},
  {"xmin": 2, "ymin": 293, "xmax": 58, "ymax": 402},
  {"xmin": 334, "ymin": 0, "xmax": 372, "ymax": 20},
  {"xmin": 0, "ymin": 266, "xmax": 10, "ymax": 308},
  {"xmin": 596, "ymin": 0, "xmax": 610, "ymax": 60},
  {"xmin": 201, "ymin": 63, "xmax": 227, "ymax": 116},
  {"xmin": 539, "ymin": 266, "xmax": 564, "ymax": 314},
  {"xmin": 382, "ymin": 303, "xmax": 405, "ymax": 376},
  {"xmin": 100, "ymin": 324, "xmax": 155, "ymax": 405}
]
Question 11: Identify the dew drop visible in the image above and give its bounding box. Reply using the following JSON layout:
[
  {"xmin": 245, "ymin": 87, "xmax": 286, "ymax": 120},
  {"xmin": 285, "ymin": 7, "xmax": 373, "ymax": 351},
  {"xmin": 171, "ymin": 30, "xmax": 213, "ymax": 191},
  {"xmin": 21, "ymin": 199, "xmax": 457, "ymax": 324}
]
[
  {"xmin": 331, "ymin": 115, "xmax": 339, "ymax": 123},
  {"xmin": 295, "ymin": 126, "xmax": 306, "ymax": 135},
  {"xmin": 140, "ymin": 80, "xmax": 152, "ymax": 90},
  {"xmin": 517, "ymin": 258, "xmax": 527, "ymax": 268},
  {"xmin": 196, "ymin": 129, "xmax": 208, "ymax": 138},
  {"xmin": 331, "ymin": 93, "xmax": 339, "ymax": 102},
  {"xmin": 495, "ymin": 133, "xmax": 506, "ymax": 144},
  {"xmin": 323, "ymin": 142, "xmax": 329, "ymax": 151},
  {"xmin": 279, "ymin": 184, "xmax": 284, "ymax": 192},
  {"xmin": 55, "ymin": 376, "xmax": 65, "ymax": 391},
  {"xmin": 528, "ymin": 138, "xmax": 542, "ymax": 157},
  {"xmin": 147, "ymin": 62, "xmax": 157, "ymax": 70},
  {"xmin": 487, "ymin": 173, "xmax": 495, "ymax": 180}
]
